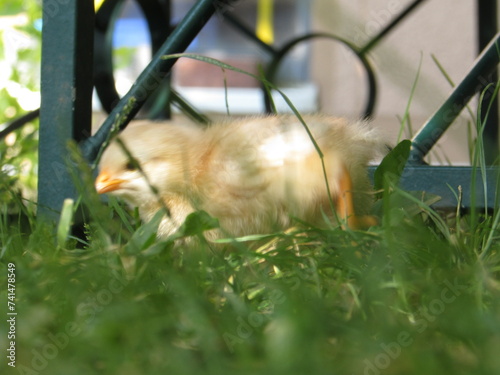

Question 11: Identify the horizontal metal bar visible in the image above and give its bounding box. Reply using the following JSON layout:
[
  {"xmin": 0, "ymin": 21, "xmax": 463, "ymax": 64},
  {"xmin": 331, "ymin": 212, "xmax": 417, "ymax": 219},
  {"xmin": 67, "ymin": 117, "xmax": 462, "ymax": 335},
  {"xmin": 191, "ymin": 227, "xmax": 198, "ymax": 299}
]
[{"xmin": 369, "ymin": 166, "xmax": 499, "ymax": 210}]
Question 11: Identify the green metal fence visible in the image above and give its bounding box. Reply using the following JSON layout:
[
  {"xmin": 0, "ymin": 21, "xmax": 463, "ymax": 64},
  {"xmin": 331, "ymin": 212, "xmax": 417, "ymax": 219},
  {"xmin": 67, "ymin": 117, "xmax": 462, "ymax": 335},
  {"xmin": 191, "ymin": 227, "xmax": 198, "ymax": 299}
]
[{"xmin": 23, "ymin": 0, "xmax": 500, "ymax": 222}]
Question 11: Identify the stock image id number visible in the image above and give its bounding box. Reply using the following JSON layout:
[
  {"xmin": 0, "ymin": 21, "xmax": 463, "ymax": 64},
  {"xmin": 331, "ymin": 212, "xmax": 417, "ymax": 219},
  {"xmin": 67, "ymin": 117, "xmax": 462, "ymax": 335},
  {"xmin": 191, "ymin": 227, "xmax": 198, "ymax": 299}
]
[{"xmin": 7, "ymin": 263, "xmax": 16, "ymax": 310}]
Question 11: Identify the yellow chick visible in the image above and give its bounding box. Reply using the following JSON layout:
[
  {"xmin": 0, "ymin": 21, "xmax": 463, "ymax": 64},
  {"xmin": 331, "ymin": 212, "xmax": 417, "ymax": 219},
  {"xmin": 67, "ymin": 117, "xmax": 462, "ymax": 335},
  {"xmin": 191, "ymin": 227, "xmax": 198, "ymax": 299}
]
[{"xmin": 95, "ymin": 114, "xmax": 383, "ymax": 241}]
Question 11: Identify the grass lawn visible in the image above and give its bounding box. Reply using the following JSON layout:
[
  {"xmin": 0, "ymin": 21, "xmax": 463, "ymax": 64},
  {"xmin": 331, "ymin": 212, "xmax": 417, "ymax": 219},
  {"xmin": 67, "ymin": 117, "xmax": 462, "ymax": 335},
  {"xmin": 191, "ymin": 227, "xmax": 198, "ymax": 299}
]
[{"xmin": 2, "ymin": 148, "xmax": 500, "ymax": 375}]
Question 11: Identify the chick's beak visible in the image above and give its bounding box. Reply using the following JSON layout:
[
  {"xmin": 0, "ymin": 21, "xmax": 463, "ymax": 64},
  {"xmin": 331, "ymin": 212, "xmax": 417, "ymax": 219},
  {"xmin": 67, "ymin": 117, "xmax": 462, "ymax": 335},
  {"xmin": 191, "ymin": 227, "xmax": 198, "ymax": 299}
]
[{"xmin": 95, "ymin": 171, "xmax": 125, "ymax": 194}]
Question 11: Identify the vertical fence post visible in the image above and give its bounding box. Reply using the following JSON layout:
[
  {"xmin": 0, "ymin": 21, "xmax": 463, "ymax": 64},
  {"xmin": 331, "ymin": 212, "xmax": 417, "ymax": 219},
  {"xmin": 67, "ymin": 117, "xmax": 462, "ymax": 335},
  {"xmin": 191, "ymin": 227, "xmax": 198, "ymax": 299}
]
[
  {"xmin": 477, "ymin": 0, "xmax": 499, "ymax": 164},
  {"xmin": 38, "ymin": 1, "xmax": 94, "ymax": 222}
]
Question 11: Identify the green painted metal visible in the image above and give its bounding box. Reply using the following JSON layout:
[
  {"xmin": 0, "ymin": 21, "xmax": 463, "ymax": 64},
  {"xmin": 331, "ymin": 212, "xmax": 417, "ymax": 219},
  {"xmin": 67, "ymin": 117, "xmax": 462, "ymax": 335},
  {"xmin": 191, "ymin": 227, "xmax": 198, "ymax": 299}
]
[
  {"xmin": 263, "ymin": 33, "xmax": 378, "ymax": 118},
  {"xmin": 223, "ymin": 12, "xmax": 279, "ymax": 55},
  {"xmin": 477, "ymin": 0, "xmax": 499, "ymax": 164},
  {"xmin": 358, "ymin": 0, "xmax": 426, "ymax": 55},
  {"xmin": 0, "ymin": 109, "xmax": 39, "ymax": 140},
  {"xmin": 94, "ymin": 0, "xmax": 171, "ymax": 117},
  {"xmin": 261, "ymin": 0, "xmax": 426, "ymax": 118},
  {"xmin": 410, "ymin": 32, "xmax": 500, "ymax": 164},
  {"xmin": 38, "ymin": 0, "xmax": 94, "ymax": 220},
  {"xmin": 93, "ymin": 0, "xmax": 128, "ymax": 114},
  {"xmin": 368, "ymin": 166, "xmax": 499, "ymax": 210},
  {"xmin": 81, "ymin": 0, "xmax": 220, "ymax": 163}
]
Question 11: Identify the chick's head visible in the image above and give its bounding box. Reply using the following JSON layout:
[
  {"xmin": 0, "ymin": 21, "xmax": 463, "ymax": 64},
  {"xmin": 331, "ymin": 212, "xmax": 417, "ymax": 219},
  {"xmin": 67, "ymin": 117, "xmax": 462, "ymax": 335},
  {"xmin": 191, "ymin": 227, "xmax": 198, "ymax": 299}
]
[{"xmin": 95, "ymin": 123, "xmax": 201, "ymax": 206}]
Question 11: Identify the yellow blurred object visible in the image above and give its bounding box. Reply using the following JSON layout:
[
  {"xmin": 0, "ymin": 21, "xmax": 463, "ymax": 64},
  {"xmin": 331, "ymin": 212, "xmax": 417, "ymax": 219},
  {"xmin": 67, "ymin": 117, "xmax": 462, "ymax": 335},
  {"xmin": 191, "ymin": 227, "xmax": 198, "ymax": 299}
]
[
  {"xmin": 94, "ymin": 0, "xmax": 105, "ymax": 11},
  {"xmin": 95, "ymin": 115, "xmax": 383, "ymax": 241},
  {"xmin": 256, "ymin": 0, "xmax": 274, "ymax": 44}
]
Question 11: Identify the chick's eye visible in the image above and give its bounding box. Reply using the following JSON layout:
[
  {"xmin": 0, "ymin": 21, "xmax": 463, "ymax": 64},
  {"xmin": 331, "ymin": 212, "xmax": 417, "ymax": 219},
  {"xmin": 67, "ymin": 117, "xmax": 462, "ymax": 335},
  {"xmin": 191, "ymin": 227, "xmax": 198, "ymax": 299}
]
[{"xmin": 124, "ymin": 161, "xmax": 137, "ymax": 171}]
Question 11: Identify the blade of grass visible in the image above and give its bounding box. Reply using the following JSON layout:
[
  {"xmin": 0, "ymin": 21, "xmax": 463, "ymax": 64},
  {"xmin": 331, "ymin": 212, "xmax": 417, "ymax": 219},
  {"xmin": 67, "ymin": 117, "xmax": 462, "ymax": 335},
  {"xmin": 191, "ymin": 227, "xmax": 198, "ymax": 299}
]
[
  {"xmin": 474, "ymin": 82, "xmax": 500, "ymax": 219},
  {"xmin": 170, "ymin": 89, "xmax": 211, "ymax": 125},
  {"xmin": 114, "ymin": 137, "xmax": 171, "ymax": 218},
  {"xmin": 475, "ymin": 80, "xmax": 500, "ymax": 259},
  {"xmin": 480, "ymin": 204, "xmax": 500, "ymax": 260},
  {"xmin": 108, "ymin": 196, "xmax": 136, "ymax": 234},
  {"xmin": 222, "ymin": 67, "xmax": 231, "ymax": 116},
  {"xmin": 398, "ymin": 53, "xmax": 423, "ymax": 143},
  {"xmin": 393, "ymin": 186, "xmax": 451, "ymax": 240},
  {"xmin": 56, "ymin": 198, "xmax": 74, "ymax": 250}
]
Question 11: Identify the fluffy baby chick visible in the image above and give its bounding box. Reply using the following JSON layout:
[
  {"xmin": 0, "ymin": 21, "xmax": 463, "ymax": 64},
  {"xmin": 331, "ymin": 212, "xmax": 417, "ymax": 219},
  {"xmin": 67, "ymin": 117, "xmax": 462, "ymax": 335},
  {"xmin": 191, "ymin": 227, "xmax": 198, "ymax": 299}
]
[{"xmin": 95, "ymin": 114, "xmax": 383, "ymax": 241}]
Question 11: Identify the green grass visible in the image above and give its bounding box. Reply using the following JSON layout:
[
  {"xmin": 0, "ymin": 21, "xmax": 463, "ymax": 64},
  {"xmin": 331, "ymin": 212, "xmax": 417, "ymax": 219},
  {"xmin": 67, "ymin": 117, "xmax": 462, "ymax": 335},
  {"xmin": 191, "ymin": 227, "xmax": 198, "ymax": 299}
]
[{"xmin": 2, "ymin": 143, "xmax": 500, "ymax": 375}]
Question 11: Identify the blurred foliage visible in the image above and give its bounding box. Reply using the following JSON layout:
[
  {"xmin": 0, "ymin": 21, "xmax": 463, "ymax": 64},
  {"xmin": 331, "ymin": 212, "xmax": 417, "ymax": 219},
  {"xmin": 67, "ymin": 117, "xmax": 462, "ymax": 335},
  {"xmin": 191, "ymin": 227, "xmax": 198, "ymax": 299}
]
[
  {"xmin": 0, "ymin": 1, "xmax": 42, "ymax": 214},
  {"xmin": 2, "ymin": 173, "xmax": 500, "ymax": 375}
]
